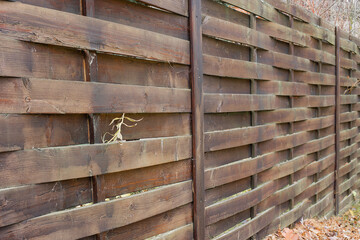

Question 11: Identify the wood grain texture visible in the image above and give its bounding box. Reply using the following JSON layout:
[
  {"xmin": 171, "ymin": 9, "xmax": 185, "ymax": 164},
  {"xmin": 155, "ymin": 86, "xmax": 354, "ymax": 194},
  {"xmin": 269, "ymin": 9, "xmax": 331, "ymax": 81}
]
[
  {"xmin": 0, "ymin": 179, "xmax": 92, "ymax": 227},
  {"xmin": 0, "ymin": 181, "xmax": 193, "ymax": 240},
  {"xmin": 138, "ymin": 0, "xmax": 188, "ymax": 17},
  {"xmin": 0, "ymin": 136, "xmax": 191, "ymax": 187},
  {"xmin": 0, "ymin": 78, "xmax": 191, "ymax": 114},
  {"xmin": 0, "ymin": 1, "xmax": 190, "ymax": 64}
]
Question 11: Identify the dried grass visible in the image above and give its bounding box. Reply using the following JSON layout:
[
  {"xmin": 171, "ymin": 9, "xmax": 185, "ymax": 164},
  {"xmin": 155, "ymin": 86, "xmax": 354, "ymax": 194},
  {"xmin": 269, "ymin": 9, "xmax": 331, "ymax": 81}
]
[{"xmin": 102, "ymin": 113, "xmax": 143, "ymax": 143}]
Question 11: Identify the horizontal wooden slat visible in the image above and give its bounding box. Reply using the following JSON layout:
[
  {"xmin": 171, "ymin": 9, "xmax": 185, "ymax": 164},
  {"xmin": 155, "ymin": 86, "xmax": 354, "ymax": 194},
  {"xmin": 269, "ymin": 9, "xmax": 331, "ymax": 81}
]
[
  {"xmin": 293, "ymin": 21, "xmax": 335, "ymax": 44},
  {"xmin": 99, "ymin": 160, "xmax": 192, "ymax": 199},
  {"xmin": 0, "ymin": 136, "xmax": 191, "ymax": 187},
  {"xmin": 294, "ymin": 115, "xmax": 334, "ymax": 132},
  {"xmin": 205, "ymin": 181, "xmax": 275, "ymax": 226},
  {"xmin": 257, "ymin": 81, "xmax": 310, "ymax": 96},
  {"xmin": 340, "ymin": 127, "xmax": 358, "ymax": 141},
  {"xmin": 213, "ymin": 207, "xmax": 276, "ymax": 240},
  {"xmin": 257, "ymin": 20, "xmax": 308, "ymax": 47},
  {"xmin": 204, "ymin": 124, "xmax": 277, "ymax": 152},
  {"xmin": 258, "ymin": 155, "xmax": 309, "ymax": 184},
  {"xmin": 138, "ymin": 0, "xmax": 188, "ymax": 17},
  {"xmin": 257, "ymin": 51, "xmax": 312, "ymax": 71},
  {"xmin": 340, "ymin": 38, "xmax": 357, "ymax": 53},
  {"xmin": 0, "ymin": 114, "xmax": 88, "ymax": 153},
  {"xmin": 204, "ymin": 94, "xmax": 282, "ymax": 113},
  {"xmin": 341, "ymin": 95, "xmax": 358, "ymax": 105},
  {"xmin": 340, "ymin": 111, "xmax": 358, "ymax": 123},
  {"xmin": 0, "ymin": 78, "xmax": 191, "ymax": 114},
  {"xmin": 106, "ymin": 204, "xmax": 192, "ymax": 240},
  {"xmin": 295, "ymin": 47, "xmax": 335, "ymax": 65},
  {"xmin": 94, "ymin": 113, "xmax": 191, "ymax": 142},
  {"xmin": 293, "ymin": 95, "xmax": 335, "ymax": 108},
  {"xmin": 295, "ymin": 72, "xmax": 335, "ymax": 86},
  {"xmin": 222, "ymin": 0, "xmax": 280, "ymax": 23},
  {"xmin": 294, "ymin": 134, "xmax": 334, "ymax": 156},
  {"xmin": 202, "ymin": 15, "xmax": 272, "ymax": 50},
  {"xmin": 93, "ymin": 0, "xmax": 188, "ymax": 40},
  {"xmin": 203, "ymin": 54, "xmax": 278, "ymax": 81},
  {"xmin": 205, "ymin": 152, "xmax": 280, "ymax": 189},
  {"xmin": 0, "ymin": 179, "xmax": 92, "ymax": 228},
  {"xmin": 148, "ymin": 224, "xmax": 193, "ymax": 240},
  {"xmin": 0, "ymin": 2, "xmax": 189, "ymax": 64},
  {"xmin": 257, "ymin": 108, "xmax": 313, "ymax": 125},
  {"xmin": 0, "ymin": 36, "xmax": 84, "ymax": 80},
  {"xmin": 0, "ymin": 181, "xmax": 192, "ymax": 240},
  {"xmin": 265, "ymin": 0, "xmax": 317, "ymax": 23}
]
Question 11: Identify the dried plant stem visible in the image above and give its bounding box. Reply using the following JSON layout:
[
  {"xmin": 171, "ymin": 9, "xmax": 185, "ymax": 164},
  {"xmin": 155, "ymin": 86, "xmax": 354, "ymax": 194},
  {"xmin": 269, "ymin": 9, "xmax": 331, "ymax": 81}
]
[{"xmin": 102, "ymin": 113, "xmax": 143, "ymax": 143}]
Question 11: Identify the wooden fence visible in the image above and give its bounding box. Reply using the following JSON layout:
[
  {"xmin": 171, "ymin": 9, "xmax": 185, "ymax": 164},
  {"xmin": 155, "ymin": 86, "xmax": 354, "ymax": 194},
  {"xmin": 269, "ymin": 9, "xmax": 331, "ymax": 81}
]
[{"xmin": 0, "ymin": 0, "xmax": 359, "ymax": 239}]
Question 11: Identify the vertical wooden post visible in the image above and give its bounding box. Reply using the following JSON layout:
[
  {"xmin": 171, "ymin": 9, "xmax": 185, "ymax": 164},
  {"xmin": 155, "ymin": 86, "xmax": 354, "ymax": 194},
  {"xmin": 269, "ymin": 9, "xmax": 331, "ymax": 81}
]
[
  {"xmin": 189, "ymin": 0, "xmax": 205, "ymax": 239},
  {"xmin": 81, "ymin": 1, "xmax": 106, "ymax": 239},
  {"xmin": 249, "ymin": 13, "xmax": 258, "ymax": 239},
  {"xmin": 288, "ymin": 15, "xmax": 295, "ymax": 213},
  {"xmin": 334, "ymin": 26, "xmax": 340, "ymax": 216}
]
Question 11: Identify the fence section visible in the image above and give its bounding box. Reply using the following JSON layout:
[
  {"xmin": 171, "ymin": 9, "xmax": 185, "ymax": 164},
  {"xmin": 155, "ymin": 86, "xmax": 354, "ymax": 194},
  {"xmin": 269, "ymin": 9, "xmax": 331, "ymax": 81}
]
[
  {"xmin": 0, "ymin": 0, "xmax": 193, "ymax": 239},
  {"xmin": 201, "ymin": 0, "xmax": 337, "ymax": 238},
  {"xmin": 0, "ymin": 0, "xmax": 360, "ymax": 240}
]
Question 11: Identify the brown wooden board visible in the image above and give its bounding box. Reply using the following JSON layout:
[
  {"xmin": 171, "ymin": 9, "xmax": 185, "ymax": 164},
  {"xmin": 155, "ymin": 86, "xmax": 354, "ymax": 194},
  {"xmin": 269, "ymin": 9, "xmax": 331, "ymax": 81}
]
[
  {"xmin": 92, "ymin": 0, "xmax": 188, "ymax": 39},
  {"xmin": 0, "ymin": 114, "xmax": 88, "ymax": 152},
  {"xmin": 0, "ymin": 2, "xmax": 190, "ymax": 64},
  {"xmin": 0, "ymin": 181, "xmax": 193, "ymax": 240},
  {"xmin": 0, "ymin": 36, "xmax": 84, "ymax": 80},
  {"xmin": 0, "ymin": 78, "xmax": 191, "ymax": 114},
  {"xmin": 0, "ymin": 136, "xmax": 191, "ymax": 187},
  {"xmin": 106, "ymin": 204, "xmax": 192, "ymax": 240},
  {"xmin": 0, "ymin": 178, "xmax": 92, "ymax": 227}
]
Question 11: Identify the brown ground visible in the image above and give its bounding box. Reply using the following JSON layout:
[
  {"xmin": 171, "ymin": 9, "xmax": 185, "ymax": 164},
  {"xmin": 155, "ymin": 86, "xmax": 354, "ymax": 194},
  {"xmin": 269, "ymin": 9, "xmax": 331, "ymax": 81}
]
[{"xmin": 265, "ymin": 203, "xmax": 360, "ymax": 240}]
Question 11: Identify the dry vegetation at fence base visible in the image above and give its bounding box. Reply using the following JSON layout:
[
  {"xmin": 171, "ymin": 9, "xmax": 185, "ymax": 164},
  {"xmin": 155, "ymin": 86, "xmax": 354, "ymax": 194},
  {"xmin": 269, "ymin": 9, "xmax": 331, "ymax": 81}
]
[{"xmin": 265, "ymin": 201, "xmax": 360, "ymax": 239}]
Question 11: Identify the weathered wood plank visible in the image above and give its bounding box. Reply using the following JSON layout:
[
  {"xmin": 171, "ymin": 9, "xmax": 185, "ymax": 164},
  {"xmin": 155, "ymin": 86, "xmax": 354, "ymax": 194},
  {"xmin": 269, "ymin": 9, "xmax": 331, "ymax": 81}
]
[
  {"xmin": 294, "ymin": 115, "xmax": 334, "ymax": 132},
  {"xmin": 295, "ymin": 72, "xmax": 335, "ymax": 86},
  {"xmin": 99, "ymin": 160, "xmax": 192, "ymax": 199},
  {"xmin": 257, "ymin": 51, "xmax": 312, "ymax": 71},
  {"xmin": 0, "ymin": 179, "xmax": 92, "ymax": 228},
  {"xmin": 96, "ymin": 53, "xmax": 190, "ymax": 89},
  {"xmin": 293, "ymin": 95, "xmax": 335, "ymax": 108},
  {"xmin": 205, "ymin": 152, "xmax": 279, "ymax": 189},
  {"xmin": 204, "ymin": 124, "xmax": 277, "ymax": 152},
  {"xmin": 0, "ymin": 2, "xmax": 190, "ymax": 64},
  {"xmin": 222, "ymin": 0, "xmax": 281, "ymax": 23},
  {"xmin": 257, "ymin": 81, "xmax": 310, "ymax": 96},
  {"xmin": 203, "ymin": 54, "xmax": 278, "ymax": 81},
  {"xmin": 0, "ymin": 36, "xmax": 84, "ymax": 80},
  {"xmin": 257, "ymin": 20, "xmax": 309, "ymax": 47},
  {"xmin": 340, "ymin": 127, "xmax": 358, "ymax": 141},
  {"xmin": 146, "ymin": 224, "xmax": 193, "ymax": 240},
  {"xmin": 94, "ymin": 113, "xmax": 191, "ymax": 142},
  {"xmin": 138, "ymin": 0, "xmax": 188, "ymax": 17},
  {"xmin": 106, "ymin": 204, "xmax": 192, "ymax": 240},
  {"xmin": 265, "ymin": 0, "xmax": 317, "ymax": 24},
  {"xmin": 294, "ymin": 134, "xmax": 334, "ymax": 156},
  {"xmin": 258, "ymin": 155, "xmax": 309, "ymax": 184},
  {"xmin": 0, "ymin": 136, "xmax": 191, "ymax": 187},
  {"xmin": 340, "ymin": 111, "xmax": 358, "ymax": 123},
  {"xmin": 213, "ymin": 207, "xmax": 276, "ymax": 240},
  {"xmin": 0, "ymin": 114, "xmax": 88, "ymax": 152},
  {"xmin": 202, "ymin": 15, "xmax": 273, "ymax": 50},
  {"xmin": 205, "ymin": 181, "xmax": 275, "ymax": 226},
  {"xmin": 92, "ymin": 0, "xmax": 188, "ymax": 39},
  {"xmin": 17, "ymin": 0, "xmax": 80, "ymax": 13},
  {"xmin": 0, "ymin": 181, "xmax": 193, "ymax": 240},
  {"xmin": 0, "ymin": 78, "xmax": 191, "ymax": 114},
  {"xmin": 293, "ymin": 21, "xmax": 335, "ymax": 44},
  {"xmin": 204, "ymin": 94, "xmax": 283, "ymax": 113},
  {"xmin": 257, "ymin": 108, "xmax": 313, "ymax": 125}
]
